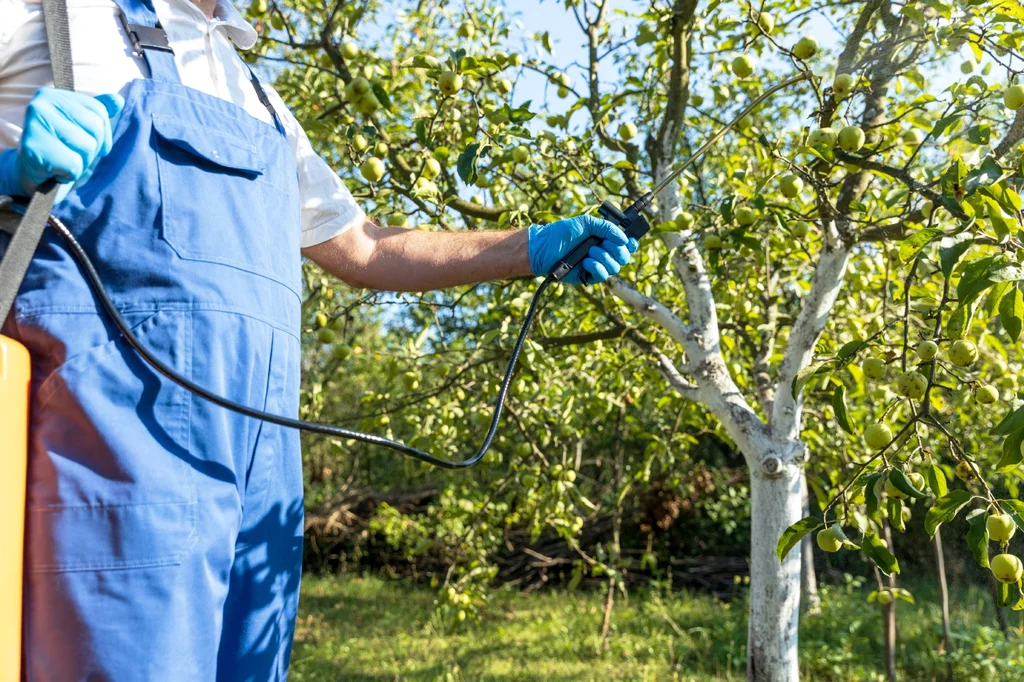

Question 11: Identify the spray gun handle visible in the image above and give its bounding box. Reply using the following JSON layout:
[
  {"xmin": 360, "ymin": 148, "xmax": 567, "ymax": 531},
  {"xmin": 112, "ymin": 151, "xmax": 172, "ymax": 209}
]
[{"xmin": 548, "ymin": 195, "xmax": 653, "ymax": 284}]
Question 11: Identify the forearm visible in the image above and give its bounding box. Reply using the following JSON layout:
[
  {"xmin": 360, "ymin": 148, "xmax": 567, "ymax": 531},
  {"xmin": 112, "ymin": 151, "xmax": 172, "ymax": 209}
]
[{"xmin": 304, "ymin": 220, "xmax": 533, "ymax": 292}]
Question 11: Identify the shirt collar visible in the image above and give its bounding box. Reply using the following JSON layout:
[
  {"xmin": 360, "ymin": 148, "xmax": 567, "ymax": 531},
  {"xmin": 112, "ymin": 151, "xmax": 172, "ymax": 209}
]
[{"xmin": 212, "ymin": 1, "xmax": 259, "ymax": 50}]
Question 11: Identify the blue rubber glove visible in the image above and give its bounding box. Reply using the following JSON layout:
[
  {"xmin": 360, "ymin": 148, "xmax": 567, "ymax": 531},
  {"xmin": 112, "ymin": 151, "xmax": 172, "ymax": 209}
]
[
  {"xmin": 527, "ymin": 215, "xmax": 639, "ymax": 285},
  {"xmin": 0, "ymin": 88, "xmax": 124, "ymax": 203}
]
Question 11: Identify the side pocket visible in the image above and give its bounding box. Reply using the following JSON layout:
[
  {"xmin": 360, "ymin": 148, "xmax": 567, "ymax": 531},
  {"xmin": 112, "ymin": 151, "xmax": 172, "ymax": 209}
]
[{"xmin": 27, "ymin": 309, "xmax": 198, "ymax": 573}]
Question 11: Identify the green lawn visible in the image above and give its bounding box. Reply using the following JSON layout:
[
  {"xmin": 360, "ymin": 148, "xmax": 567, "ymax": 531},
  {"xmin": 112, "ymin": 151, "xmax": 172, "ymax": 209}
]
[{"xmin": 290, "ymin": 573, "xmax": 1024, "ymax": 681}]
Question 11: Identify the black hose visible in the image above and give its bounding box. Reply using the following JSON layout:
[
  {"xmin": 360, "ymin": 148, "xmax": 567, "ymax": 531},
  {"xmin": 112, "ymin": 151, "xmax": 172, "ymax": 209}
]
[{"xmin": 46, "ymin": 213, "xmax": 552, "ymax": 470}]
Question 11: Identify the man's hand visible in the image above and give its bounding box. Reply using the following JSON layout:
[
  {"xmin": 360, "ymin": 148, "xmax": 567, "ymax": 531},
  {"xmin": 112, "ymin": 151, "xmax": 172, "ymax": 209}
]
[
  {"xmin": 0, "ymin": 88, "xmax": 124, "ymax": 202},
  {"xmin": 527, "ymin": 214, "xmax": 638, "ymax": 284}
]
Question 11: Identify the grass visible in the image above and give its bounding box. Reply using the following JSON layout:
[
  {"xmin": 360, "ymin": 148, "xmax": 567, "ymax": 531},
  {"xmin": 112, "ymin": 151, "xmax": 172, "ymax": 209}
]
[{"xmin": 290, "ymin": 573, "xmax": 1024, "ymax": 681}]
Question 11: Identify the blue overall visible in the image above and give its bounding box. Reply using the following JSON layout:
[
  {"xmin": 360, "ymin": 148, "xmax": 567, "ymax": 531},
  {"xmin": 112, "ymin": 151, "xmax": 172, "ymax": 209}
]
[{"xmin": 2, "ymin": 2, "xmax": 304, "ymax": 679}]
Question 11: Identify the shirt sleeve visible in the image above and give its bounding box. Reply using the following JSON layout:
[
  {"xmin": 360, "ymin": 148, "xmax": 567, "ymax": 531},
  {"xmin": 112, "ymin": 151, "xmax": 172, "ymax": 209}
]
[{"xmin": 263, "ymin": 82, "xmax": 365, "ymax": 249}]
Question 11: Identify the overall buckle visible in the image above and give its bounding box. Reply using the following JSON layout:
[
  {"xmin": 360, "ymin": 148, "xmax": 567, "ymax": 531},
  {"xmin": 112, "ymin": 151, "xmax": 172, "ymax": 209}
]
[{"xmin": 119, "ymin": 10, "xmax": 174, "ymax": 56}]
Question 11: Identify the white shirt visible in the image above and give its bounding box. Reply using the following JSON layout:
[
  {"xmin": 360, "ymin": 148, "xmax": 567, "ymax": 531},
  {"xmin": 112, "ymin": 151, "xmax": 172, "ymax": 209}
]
[{"xmin": 0, "ymin": 0, "xmax": 364, "ymax": 247}]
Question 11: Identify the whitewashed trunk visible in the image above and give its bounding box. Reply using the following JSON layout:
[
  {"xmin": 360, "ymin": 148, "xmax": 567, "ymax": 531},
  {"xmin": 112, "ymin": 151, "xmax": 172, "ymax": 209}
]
[{"xmin": 747, "ymin": 456, "xmax": 804, "ymax": 682}]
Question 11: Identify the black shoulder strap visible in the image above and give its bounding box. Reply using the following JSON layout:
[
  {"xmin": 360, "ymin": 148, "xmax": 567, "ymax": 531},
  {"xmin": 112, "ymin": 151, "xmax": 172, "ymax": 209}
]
[{"xmin": 0, "ymin": 0, "xmax": 75, "ymax": 323}]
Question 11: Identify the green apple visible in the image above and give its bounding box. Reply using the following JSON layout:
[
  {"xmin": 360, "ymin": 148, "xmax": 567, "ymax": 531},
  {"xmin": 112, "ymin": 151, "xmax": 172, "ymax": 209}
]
[
  {"xmin": 816, "ymin": 527, "xmax": 842, "ymax": 553},
  {"xmin": 833, "ymin": 73, "xmax": 855, "ymax": 98},
  {"xmin": 735, "ymin": 206, "xmax": 757, "ymax": 226},
  {"xmin": 332, "ymin": 343, "xmax": 352, "ymax": 360},
  {"xmin": 960, "ymin": 59, "xmax": 976, "ymax": 74},
  {"xmin": 896, "ymin": 370, "xmax": 927, "ymax": 400},
  {"xmin": 387, "ymin": 213, "xmax": 408, "ymax": 227},
  {"xmin": 955, "ymin": 460, "xmax": 976, "ymax": 482},
  {"xmin": 438, "ymin": 70, "xmax": 463, "ymax": 96},
  {"xmin": 916, "ymin": 340, "xmax": 938, "ymax": 361},
  {"xmin": 317, "ymin": 327, "xmax": 336, "ymax": 344},
  {"xmin": 421, "ymin": 157, "xmax": 442, "ymax": 179},
  {"xmin": 791, "ymin": 221, "xmax": 809, "ymax": 238},
  {"xmin": 557, "ymin": 85, "xmax": 569, "ymax": 98},
  {"xmin": 807, "ymin": 127, "xmax": 837, "ymax": 147},
  {"xmin": 496, "ymin": 78, "xmax": 513, "ymax": 94},
  {"xmin": 877, "ymin": 590, "xmax": 893, "ymax": 606},
  {"xmin": 355, "ymin": 93, "xmax": 380, "ymax": 115},
  {"xmin": 992, "ymin": 554, "xmax": 1023, "ymax": 584},
  {"xmin": 838, "ymin": 125, "xmax": 865, "ymax": 152},
  {"xmin": 457, "ymin": 22, "xmax": 475, "ymax": 38},
  {"xmin": 341, "ymin": 42, "xmax": 359, "ymax": 60},
  {"xmin": 920, "ymin": 199, "xmax": 933, "ymax": 219},
  {"xmin": 780, "ymin": 173, "xmax": 804, "ymax": 198},
  {"xmin": 976, "ymin": 384, "xmax": 999, "ymax": 404},
  {"xmin": 949, "ymin": 339, "xmax": 979, "ymax": 367},
  {"xmin": 554, "ymin": 72, "xmax": 571, "ymax": 87},
  {"xmin": 732, "ymin": 55, "xmax": 754, "ymax": 78},
  {"xmin": 360, "ymin": 156, "xmax": 385, "ymax": 182},
  {"xmin": 618, "ymin": 121, "xmax": 638, "ymax": 141},
  {"xmin": 862, "ymin": 358, "xmax": 887, "ymax": 380},
  {"xmin": 374, "ymin": 141, "xmax": 389, "ymax": 157},
  {"xmin": 507, "ymin": 53, "xmax": 524, "ymax": 67},
  {"xmin": 676, "ymin": 211, "xmax": 695, "ymax": 229},
  {"xmin": 402, "ymin": 371, "xmax": 419, "ymax": 391},
  {"xmin": 902, "ymin": 128, "xmax": 924, "ymax": 146},
  {"xmin": 754, "ymin": 11, "xmax": 774, "ymax": 34},
  {"xmin": 432, "ymin": 146, "xmax": 450, "ymax": 161},
  {"xmin": 792, "ymin": 36, "xmax": 818, "ymax": 60},
  {"xmin": 704, "ymin": 234, "xmax": 723, "ymax": 250},
  {"xmin": 512, "ymin": 145, "xmax": 531, "ymax": 163},
  {"xmin": 988, "ymin": 514, "xmax": 1017, "ymax": 543},
  {"xmin": 346, "ymin": 77, "xmax": 372, "ymax": 100},
  {"xmin": 864, "ymin": 423, "xmax": 893, "ymax": 449},
  {"xmin": 1004, "ymin": 84, "xmax": 1024, "ymax": 110}
]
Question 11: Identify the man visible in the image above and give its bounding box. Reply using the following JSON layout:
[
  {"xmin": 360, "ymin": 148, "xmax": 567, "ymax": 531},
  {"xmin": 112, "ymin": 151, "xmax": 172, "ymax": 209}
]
[{"xmin": 0, "ymin": 0, "xmax": 636, "ymax": 680}]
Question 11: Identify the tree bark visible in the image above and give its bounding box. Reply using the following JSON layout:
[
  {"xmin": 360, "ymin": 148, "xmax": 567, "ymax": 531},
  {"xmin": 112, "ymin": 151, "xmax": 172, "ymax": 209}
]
[
  {"xmin": 933, "ymin": 527, "xmax": 953, "ymax": 682},
  {"xmin": 747, "ymin": 459, "xmax": 803, "ymax": 682},
  {"xmin": 799, "ymin": 471, "xmax": 821, "ymax": 615}
]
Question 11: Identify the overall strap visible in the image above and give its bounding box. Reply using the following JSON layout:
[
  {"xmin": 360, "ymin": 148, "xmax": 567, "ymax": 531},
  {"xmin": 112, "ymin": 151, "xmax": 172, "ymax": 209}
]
[
  {"xmin": 113, "ymin": 0, "xmax": 181, "ymax": 83},
  {"xmin": 0, "ymin": 0, "xmax": 75, "ymax": 323}
]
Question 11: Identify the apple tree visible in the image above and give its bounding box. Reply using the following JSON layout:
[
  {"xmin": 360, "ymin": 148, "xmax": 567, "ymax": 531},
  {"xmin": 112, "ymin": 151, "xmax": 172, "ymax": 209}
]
[{"xmin": 249, "ymin": 0, "xmax": 1024, "ymax": 680}]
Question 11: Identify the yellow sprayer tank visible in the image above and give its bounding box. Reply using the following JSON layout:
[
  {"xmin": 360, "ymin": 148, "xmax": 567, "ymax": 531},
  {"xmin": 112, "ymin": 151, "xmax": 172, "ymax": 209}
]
[{"xmin": 0, "ymin": 334, "xmax": 28, "ymax": 682}]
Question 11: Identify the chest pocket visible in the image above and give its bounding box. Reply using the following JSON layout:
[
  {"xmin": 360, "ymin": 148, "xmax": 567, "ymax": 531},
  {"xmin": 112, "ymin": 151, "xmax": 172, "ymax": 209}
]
[{"xmin": 153, "ymin": 114, "xmax": 299, "ymax": 294}]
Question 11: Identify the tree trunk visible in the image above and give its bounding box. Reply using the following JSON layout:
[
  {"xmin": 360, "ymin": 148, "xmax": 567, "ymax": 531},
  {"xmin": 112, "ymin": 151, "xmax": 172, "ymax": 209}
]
[
  {"xmin": 747, "ymin": 460, "xmax": 803, "ymax": 682},
  {"xmin": 799, "ymin": 472, "xmax": 821, "ymax": 615},
  {"xmin": 933, "ymin": 527, "xmax": 953, "ymax": 682},
  {"xmin": 882, "ymin": 523, "xmax": 897, "ymax": 682}
]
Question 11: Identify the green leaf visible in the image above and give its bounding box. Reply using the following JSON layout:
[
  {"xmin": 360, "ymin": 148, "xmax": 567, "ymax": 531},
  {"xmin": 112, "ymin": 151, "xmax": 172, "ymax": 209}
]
[
  {"xmin": 832, "ymin": 385, "xmax": 855, "ymax": 435},
  {"xmin": 776, "ymin": 516, "xmax": 822, "ymax": 561},
  {"xmin": 999, "ymin": 580, "xmax": 1012, "ymax": 608},
  {"xmin": 998, "ymin": 499, "xmax": 1024, "ymax": 532},
  {"xmin": 927, "ymin": 464, "xmax": 948, "ymax": 499},
  {"xmin": 837, "ymin": 339, "xmax": 867, "ymax": 361},
  {"xmin": 932, "ymin": 114, "xmax": 962, "ymax": 140},
  {"xmin": 984, "ymin": 196, "xmax": 1015, "ymax": 241},
  {"xmin": 941, "ymin": 157, "xmax": 969, "ymax": 197},
  {"xmin": 946, "ymin": 297, "xmax": 975, "ymax": 340},
  {"xmin": 888, "ymin": 498, "xmax": 906, "ymax": 532},
  {"xmin": 939, "ymin": 234, "xmax": 974, "ymax": 280},
  {"xmin": 925, "ymin": 489, "xmax": 973, "ymax": 537},
  {"xmin": 966, "ymin": 508, "xmax": 991, "ymax": 568},
  {"xmin": 457, "ymin": 143, "xmax": 482, "ymax": 184},
  {"xmin": 899, "ymin": 228, "xmax": 943, "ymax": 263},
  {"xmin": 967, "ymin": 124, "xmax": 992, "ymax": 145},
  {"xmin": 988, "ymin": 263, "xmax": 1024, "ymax": 283},
  {"xmin": 792, "ymin": 362, "xmax": 828, "ymax": 400},
  {"xmin": 992, "ymin": 405, "xmax": 1024, "ymax": 436},
  {"xmin": 862, "ymin": 532, "xmax": 900, "ymax": 576},
  {"xmin": 965, "ymin": 156, "xmax": 1006, "ymax": 195},
  {"xmin": 370, "ymin": 83, "xmax": 394, "ymax": 114},
  {"xmin": 889, "ymin": 468, "xmax": 927, "ymax": 499},
  {"xmin": 863, "ymin": 472, "xmax": 883, "ymax": 522},
  {"xmin": 1000, "ymin": 287, "xmax": 1024, "ymax": 343}
]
